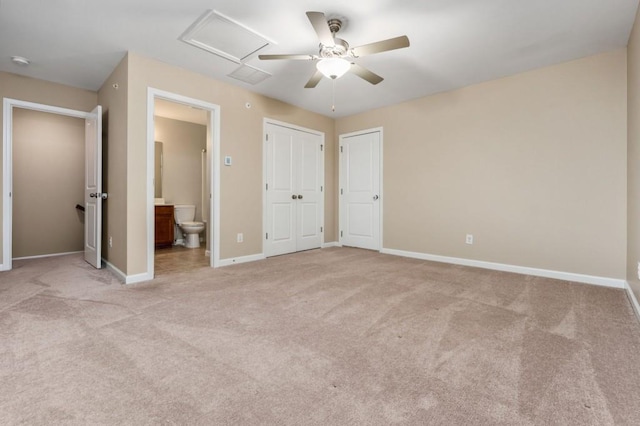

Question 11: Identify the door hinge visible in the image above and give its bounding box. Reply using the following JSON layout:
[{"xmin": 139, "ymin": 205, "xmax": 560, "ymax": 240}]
[
  {"xmin": 340, "ymin": 188, "xmax": 343, "ymax": 195},
  {"xmin": 340, "ymin": 231, "xmax": 343, "ymax": 237},
  {"xmin": 320, "ymin": 144, "xmax": 323, "ymax": 151},
  {"xmin": 266, "ymin": 134, "xmax": 269, "ymax": 142},
  {"xmin": 340, "ymin": 146, "xmax": 343, "ymax": 153},
  {"xmin": 320, "ymin": 226, "xmax": 323, "ymax": 232},
  {"xmin": 320, "ymin": 185, "xmax": 323, "ymax": 192},
  {"xmin": 266, "ymin": 233, "xmax": 269, "ymax": 240},
  {"xmin": 266, "ymin": 183, "xmax": 269, "ymax": 190}
]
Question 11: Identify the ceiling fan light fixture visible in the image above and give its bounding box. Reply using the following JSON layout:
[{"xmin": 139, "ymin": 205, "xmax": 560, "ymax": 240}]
[{"xmin": 316, "ymin": 58, "xmax": 350, "ymax": 79}]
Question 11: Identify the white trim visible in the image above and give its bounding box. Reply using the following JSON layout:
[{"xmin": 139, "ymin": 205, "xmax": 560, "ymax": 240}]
[
  {"xmin": 3, "ymin": 98, "xmax": 95, "ymax": 272},
  {"xmin": 624, "ymin": 282, "xmax": 640, "ymax": 321},
  {"xmin": 262, "ymin": 118, "xmax": 325, "ymax": 258},
  {"xmin": 13, "ymin": 250, "xmax": 83, "ymax": 261},
  {"xmin": 322, "ymin": 241, "xmax": 341, "ymax": 248},
  {"xmin": 381, "ymin": 248, "xmax": 626, "ymax": 289},
  {"xmin": 103, "ymin": 259, "xmax": 126, "ymax": 282},
  {"xmin": 263, "ymin": 118, "xmax": 325, "ymax": 136},
  {"xmin": 147, "ymin": 88, "xmax": 222, "ymax": 278},
  {"xmin": 338, "ymin": 127, "xmax": 384, "ymax": 251},
  {"xmin": 125, "ymin": 272, "xmax": 154, "ymax": 285},
  {"xmin": 218, "ymin": 253, "xmax": 265, "ymax": 267},
  {"xmin": 103, "ymin": 259, "xmax": 153, "ymax": 284}
]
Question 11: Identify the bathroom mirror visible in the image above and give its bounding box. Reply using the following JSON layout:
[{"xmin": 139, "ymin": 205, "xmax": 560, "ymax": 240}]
[{"xmin": 154, "ymin": 141, "xmax": 163, "ymax": 198}]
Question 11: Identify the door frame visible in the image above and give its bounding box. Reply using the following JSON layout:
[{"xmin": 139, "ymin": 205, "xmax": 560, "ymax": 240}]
[
  {"xmin": 2, "ymin": 98, "xmax": 96, "ymax": 271},
  {"xmin": 262, "ymin": 118, "xmax": 325, "ymax": 257},
  {"xmin": 146, "ymin": 88, "xmax": 221, "ymax": 275},
  {"xmin": 338, "ymin": 127, "xmax": 384, "ymax": 251}
]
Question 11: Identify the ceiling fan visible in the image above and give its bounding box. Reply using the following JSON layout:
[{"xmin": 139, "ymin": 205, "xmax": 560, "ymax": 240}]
[{"xmin": 258, "ymin": 11, "xmax": 410, "ymax": 88}]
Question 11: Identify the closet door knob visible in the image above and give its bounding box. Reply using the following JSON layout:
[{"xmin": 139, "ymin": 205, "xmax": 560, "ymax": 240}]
[
  {"xmin": 292, "ymin": 195, "xmax": 298, "ymax": 200},
  {"xmin": 298, "ymin": 194, "xmax": 303, "ymax": 199}
]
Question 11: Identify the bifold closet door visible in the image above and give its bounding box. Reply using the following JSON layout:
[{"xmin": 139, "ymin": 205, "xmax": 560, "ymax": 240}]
[{"xmin": 265, "ymin": 124, "xmax": 323, "ymax": 257}]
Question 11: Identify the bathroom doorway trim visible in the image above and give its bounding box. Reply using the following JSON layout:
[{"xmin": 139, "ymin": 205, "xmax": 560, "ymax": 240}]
[{"xmin": 146, "ymin": 88, "xmax": 221, "ymax": 278}]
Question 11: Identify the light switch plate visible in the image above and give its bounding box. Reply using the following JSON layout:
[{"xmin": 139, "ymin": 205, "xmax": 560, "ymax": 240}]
[{"xmin": 224, "ymin": 156, "xmax": 232, "ymax": 166}]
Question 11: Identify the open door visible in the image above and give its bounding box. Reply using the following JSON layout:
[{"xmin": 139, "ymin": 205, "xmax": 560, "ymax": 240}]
[{"xmin": 84, "ymin": 106, "xmax": 103, "ymax": 268}]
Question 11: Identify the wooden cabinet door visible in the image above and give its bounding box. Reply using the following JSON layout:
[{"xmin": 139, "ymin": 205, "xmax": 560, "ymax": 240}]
[{"xmin": 155, "ymin": 205, "xmax": 174, "ymax": 248}]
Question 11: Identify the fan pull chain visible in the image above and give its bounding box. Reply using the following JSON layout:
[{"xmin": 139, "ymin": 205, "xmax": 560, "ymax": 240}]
[{"xmin": 332, "ymin": 78, "xmax": 336, "ymax": 112}]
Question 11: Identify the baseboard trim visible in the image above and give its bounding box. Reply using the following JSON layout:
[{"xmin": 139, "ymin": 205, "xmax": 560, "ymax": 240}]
[
  {"xmin": 380, "ymin": 248, "xmax": 626, "ymax": 289},
  {"xmin": 13, "ymin": 250, "xmax": 83, "ymax": 261},
  {"xmin": 103, "ymin": 259, "xmax": 153, "ymax": 285},
  {"xmin": 205, "ymin": 250, "xmax": 211, "ymax": 257},
  {"xmin": 624, "ymin": 282, "xmax": 640, "ymax": 321},
  {"xmin": 218, "ymin": 253, "xmax": 265, "ymax": 267},
  {"xmin": 322, "ymin": 242, "xmax": 341, "ymax": 248},
  {"xmin": 0, "ymin": 263, "xmax": 7, "ymax": 271}
]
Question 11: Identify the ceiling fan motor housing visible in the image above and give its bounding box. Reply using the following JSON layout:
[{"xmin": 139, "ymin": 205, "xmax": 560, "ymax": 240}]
[{"xmin": 320, "ymin": 38, "xmax": 349, "ymax": 58}]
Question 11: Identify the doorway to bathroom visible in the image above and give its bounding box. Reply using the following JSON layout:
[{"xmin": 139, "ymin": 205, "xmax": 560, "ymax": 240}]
[{"xmin": 146, "ymin": 89, "xmax": 221, "ymax": 277}]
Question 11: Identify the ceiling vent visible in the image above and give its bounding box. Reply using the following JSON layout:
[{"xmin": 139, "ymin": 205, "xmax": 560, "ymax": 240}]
[
  {"xmin": 180, "ymin": 10, "xmax": 275, "ymax": 64},
  {"xmin": 228, "ymin": 64, "xmax": 272, "ymax": 85}
]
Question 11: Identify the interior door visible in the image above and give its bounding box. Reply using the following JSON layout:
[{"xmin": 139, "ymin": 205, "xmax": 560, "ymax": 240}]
[
  {"xmin": 84, "ymin": 106, "xmax": 103, "ymax": 268},
  {"xmin": 340, "ymin": 130, "xmax": 381, "ymax": 251},
  {"xmin": 296, "ymin": 133, "xmax": 322, "ymax": 251},
  {"xmin": 265, "ymin": 123, "xmax": 323, "ymax": 257},
  {"xmin": 265, "ymin": 126, "xmax": 297, "ymax": 256}
]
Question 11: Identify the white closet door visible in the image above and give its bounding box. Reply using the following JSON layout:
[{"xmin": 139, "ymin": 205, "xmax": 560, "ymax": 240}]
[
  {"xmin": 265, "ymin": 123, "xmax": 323, "ymax": 257},
  {"xmin": 340, "ymin": 130, "xmax": 381, "ymax": 251},
  {"xmin": 296, "ymin": 133, "xmax": 322, "ymax": 251},
  {"xmin": 265, "ymin": 127, "xmax": 297, "ymax": 257}
]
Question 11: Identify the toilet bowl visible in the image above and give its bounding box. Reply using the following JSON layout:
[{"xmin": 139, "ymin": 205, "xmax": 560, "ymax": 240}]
[{"xmin": 174, "ymin": 205, "xmax": 205, "ymax": 248}]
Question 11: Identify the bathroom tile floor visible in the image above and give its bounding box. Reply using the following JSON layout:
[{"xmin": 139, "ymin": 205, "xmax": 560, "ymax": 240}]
[{"xmin": 154, "ymin": 245, "xmax": 208, "ymax": 276}]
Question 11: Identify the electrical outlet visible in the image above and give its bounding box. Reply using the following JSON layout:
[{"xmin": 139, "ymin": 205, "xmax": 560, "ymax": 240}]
[
  {"xmin": 465, "ymin": 234, "xmax": 473, "ymax": 245},
  {"xmin": 237, "ymin": 233, "xmax": 243, "ymax": 243},
  {"xmin": 108, "ymin": 236, "xmax": 113, "ymax": 248}
]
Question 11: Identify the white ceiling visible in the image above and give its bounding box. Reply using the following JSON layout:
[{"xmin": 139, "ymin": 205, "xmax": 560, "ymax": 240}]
[{"xmin": 0, "ymin": 0, "xmax": 638, "ymax": 118}]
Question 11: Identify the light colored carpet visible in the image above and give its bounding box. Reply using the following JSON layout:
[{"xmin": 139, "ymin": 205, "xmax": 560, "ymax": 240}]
[{"xmin": 1, "ymin": 247, "xmax": 639, "ymax": 425}]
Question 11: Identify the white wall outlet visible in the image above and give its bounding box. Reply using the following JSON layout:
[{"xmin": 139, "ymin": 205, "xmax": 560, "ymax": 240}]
[
  {"xmin": 237, "ymin": 233, "xmax": 243, "ymax": 243},
  {"xmin": 466, "ymin": 234, "xmax": 473, "ymax": 245},
  {"xmin": 109, "ymin": 236, "xmax": 113, "ymax": 248}
]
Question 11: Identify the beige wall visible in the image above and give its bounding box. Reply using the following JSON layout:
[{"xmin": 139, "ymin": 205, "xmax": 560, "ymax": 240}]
[
  {"xmin": 0, "ymin": 72, "xmax": 97, "ymax": 265},
  {"xmin": 628, "ymin": 7, "xmax": 640, "ymax": 300},
  {"xmin": 12, "ymin": 109, "xmax": 84, "ymax": 257},
  {"xmin": 97, "ymin": 56, "xmax": 129, "ymax": 273},
  {"xmin": 337, "ymin": 50, "xmax": 627, "ymax": 279},
  {"xmin": 154, "ymin": 116, "xmax": 207, "ymax": 222},
  {"xmin": 126, "ymin": 53, "xmax": 336, "ymax": 274}
]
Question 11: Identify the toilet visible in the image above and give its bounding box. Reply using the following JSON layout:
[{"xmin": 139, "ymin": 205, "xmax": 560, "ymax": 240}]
[{"xmin": 174, "ymin": 205, "xmax": 205, "ymax": 248}]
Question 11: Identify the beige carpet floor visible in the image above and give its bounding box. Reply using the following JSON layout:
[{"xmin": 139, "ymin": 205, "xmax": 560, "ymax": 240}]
[{"xmin": 1, "ymin": 247, "xmax": 639, "ymax": 425}]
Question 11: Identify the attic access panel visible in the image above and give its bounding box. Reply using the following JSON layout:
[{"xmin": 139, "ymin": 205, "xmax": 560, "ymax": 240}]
[{"xmin": 180, "ymin": 10, "xmax": 275, "ymax": 64}]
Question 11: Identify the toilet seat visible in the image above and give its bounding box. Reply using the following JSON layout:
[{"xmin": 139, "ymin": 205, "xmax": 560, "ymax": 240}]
[{"xmin": 180, "ymin": 221, "xmax": 203, "ymax": 227}]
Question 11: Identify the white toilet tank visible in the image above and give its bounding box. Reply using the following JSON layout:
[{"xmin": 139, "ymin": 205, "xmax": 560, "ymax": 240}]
[{"xmin": 174, "ymin": 205, "xmax": 196, "ymax": 224}]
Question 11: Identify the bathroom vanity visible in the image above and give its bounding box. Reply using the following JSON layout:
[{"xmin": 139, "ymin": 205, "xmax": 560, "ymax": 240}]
[{"xmin": 155, "ymin": 205, "xmax": 174, "ymax": 248}]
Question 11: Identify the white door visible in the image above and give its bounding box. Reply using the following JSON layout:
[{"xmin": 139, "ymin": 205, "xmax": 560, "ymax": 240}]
[
  {"xmin": 84, "ymin": 106, "xmax": 103, "ymax": 268},
  {"xmin": 340, "ymin": 130, "xmax": 381, "ymax": 251},
  {"xmin": 265, "ymin": 123, "xmax": 323, "ymax": 257}
]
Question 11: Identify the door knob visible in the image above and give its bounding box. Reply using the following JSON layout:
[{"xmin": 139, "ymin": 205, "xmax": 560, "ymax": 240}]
[
  {"xmin": 373, "ymin": 195, "xmax": 379, "ymax": 201},
  {"xmin": 292, "ymin": 195, "xmax": 298, "ymax": 200},
  {"xmin": 298, "ymin": 194, "xmax": 303, "ymax": 199}
]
